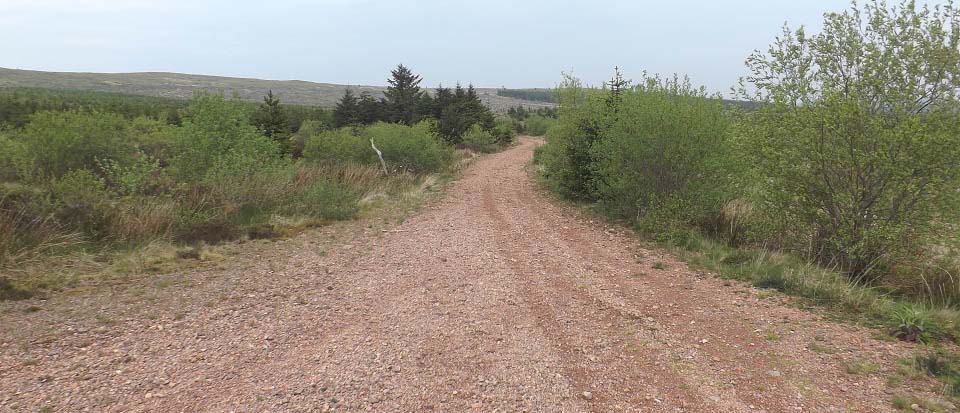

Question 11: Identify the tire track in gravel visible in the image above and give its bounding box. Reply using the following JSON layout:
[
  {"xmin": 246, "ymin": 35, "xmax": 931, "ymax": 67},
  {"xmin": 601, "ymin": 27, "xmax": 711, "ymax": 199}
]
[{"xmin": 0, "ymin": 137, "xmax": 942, "ymax": 412}]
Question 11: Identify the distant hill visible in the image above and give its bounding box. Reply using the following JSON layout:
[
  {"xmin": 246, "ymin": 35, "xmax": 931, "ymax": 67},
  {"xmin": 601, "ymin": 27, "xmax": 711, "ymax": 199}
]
[{"xmin": 0, "ymin": 67, "xmax": 555, "ymax": 111}]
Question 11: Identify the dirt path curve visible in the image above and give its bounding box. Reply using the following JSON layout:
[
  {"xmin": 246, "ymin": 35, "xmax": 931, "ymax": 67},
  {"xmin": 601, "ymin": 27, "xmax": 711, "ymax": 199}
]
[{"xmin": 1, "ymin": 138, "xmax": 935, "ymax": 412}]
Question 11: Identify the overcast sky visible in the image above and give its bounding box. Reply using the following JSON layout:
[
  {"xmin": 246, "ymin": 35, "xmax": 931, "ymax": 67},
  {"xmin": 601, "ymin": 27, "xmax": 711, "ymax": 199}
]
[{"xmin": 0, "ymin": 0, "xmax": 921, "ymax": 94}]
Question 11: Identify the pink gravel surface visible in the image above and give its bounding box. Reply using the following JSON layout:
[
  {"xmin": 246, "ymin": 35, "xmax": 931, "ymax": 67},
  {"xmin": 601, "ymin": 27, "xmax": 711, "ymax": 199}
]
[{"xmin": 0, "ymin": 137, "xmax": 950, "ymax": 412}]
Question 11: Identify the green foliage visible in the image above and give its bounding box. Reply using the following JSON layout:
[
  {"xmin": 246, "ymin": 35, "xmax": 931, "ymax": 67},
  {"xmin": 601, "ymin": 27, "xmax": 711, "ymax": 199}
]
[
  {"xmin": 96, "ymin": 154, "xmax": 163, "ymax": 196},
  {"xmin": 433, "ymin": 84, "xmax": 496, "ymax": 144},
  {"xmin": 384, "ymin": 64, "xmax": 424, "ymax": 125},
  {"xmin": 333, "ymin": 88, "xmax": 361, "ymax": 128},
  {"xmin": 304, "ymin": 122, "xmax": 453, "ymax": 174},
  {"xmin": 0, "ymin": 133, "xmax": 23, "ymax": 181},
  {"xmin": 593, "ymin": 75, "xmax": 732, "ymax": 237},
  {"xmin": 537, "ymin": 75, "xmax": 613, "ymax": 200},
  {"xmin": 914, "ymin": 349, "xmax": 960, "ymax": 396},
  {"xmin": 365, "ymin": 122, "xmax": 452, "ymax": 174},
  {"xmin": 739, "ymin": 0, "xmax": 960, "ymax": 280},
  {"xmin": 290, "ymin": 178, "xmax": 360, "ymax": 220},
  {"xmin": 15, "ymin": 110, "xmax": 135, "ymax": 180},
  {"xmin": 522, "ymin": 114, "xmax": 557, "ymax": 136},
  {"xmin": 0, "ymin": 87, "xmax": 187, "ymax": 128},
  {"xmin": 357, "ymin": 92, "xmax": 386, "ymax": 125},
  {"xmin": 303, "ymin": 127, "xmax": 374, "ymax": 165},
  {"xmin": 49, "ymin": 169, "xmax": 113, "ymax": 239},
  {"xmin": 496, "ymin": 88, "xmax": 556, "ymax": 103},
  {"xmin": 492, "ymin": 117, "xmax": 517, "ymax": 145},
  {"xmin": 251, "ymin": 90, "xmax": 289, "ymax": 146},
  {"xmin": 891, "ymin": 304, "xmax": 943, "ymax": 344},
  {"xmin": 128, "ymin": 116, "xmax": 176, "ymax": 162},
  {"xmin": 171, "ymin": 93, "xmax": 282, "ymax": 182},
  {"xmin": 462, "ymin": 124, "xmax": 500, "ymax": 153},
  {"xmin": 507, "ymin": 105, "xmax": 558, "ymax": 121}
]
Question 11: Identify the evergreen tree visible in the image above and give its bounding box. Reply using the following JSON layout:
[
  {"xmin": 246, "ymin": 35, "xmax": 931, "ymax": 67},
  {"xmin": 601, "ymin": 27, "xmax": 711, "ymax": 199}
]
[
  {"xmin": 333, "ymin": 88, "xmax": 360, "ymax": 127},
  {"xmin": 384, "ymin": 64, "xmax": 424, "ymax": 125},
  {"xmin": 416, "ymin": 92, "xmax": 435, "ymax": 120},
  {"xmin": 433, "ymin": 82, "xmax": 496, "ymax": 144},
  {"xmin": 252, "ymin": 90, "xmax": 288, "ymax": 144},
  {"xmin": 432, "ymin": 85, "xmax": 453, "ymax": 120},
  {"xmin": 358, "ymin": 92, "xmax": 385, "ymax": 125},
  {"xmin": 606, "ymin": 66, "xmax": 632, "ymax": 106}
]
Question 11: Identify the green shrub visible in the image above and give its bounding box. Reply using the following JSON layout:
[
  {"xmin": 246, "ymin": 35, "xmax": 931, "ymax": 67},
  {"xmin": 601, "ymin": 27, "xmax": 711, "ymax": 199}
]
[
  {"xmin": 0, "ymin": 133, "xmax": 23, "ymax": 181},
  {"xmin": 306, "ymin": 122, "xmax": 453, "ymax": 175},
  {"xmin": 740, "ymin": 1, "xmax": 960, "ymax": 280},
  {"xmin": 363, "ymin": 122, "xmax": 452, "ymax": 174},
  {"xmin": 171, "ymin": 93, "xmax": 281, "ymax": 183},
  {"xmin": 462, "ymin": 124, "xmax": 499, "ymax": 153},
  {"xmin": 537, "ymin": 75, "xmax": 610, "ymax": 200},
  {"xmin": 523, "ymin": 114, "xmax": 556, "ymax": 136},
  {"xmin": 290, "ymin": 119, "xmax": 327, "ymax": 159},
  {"xmin": 302, "ymin": 127, "xmax": 374, "ymax": 165},
  {"xmin": 492, "ymin": 117, "xmax": 517, "ymax": 145},
  {"xmin": 592, "ymin": 75, "xmax": 733, "ymax": 236},
  {"xmin": 129, "ymin": 116, "xmax": 176, "ymax": 162},
  {"xmin": 49, "ymin": 169, "xmax": 114, "ymax": 239},
  {"xmin": 97, "ymin": 154, "xmax": 163, "ymax": 196},
  {"xmin": 16, "ymin": 110, "xmax": 134, "ymax": 180}
]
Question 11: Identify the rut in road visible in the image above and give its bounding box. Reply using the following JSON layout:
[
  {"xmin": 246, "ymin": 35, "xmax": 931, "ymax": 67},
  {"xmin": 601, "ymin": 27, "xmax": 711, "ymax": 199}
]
[{"xmin": 0, "ymin": 137, "xmax": 938, "ymax": 412}]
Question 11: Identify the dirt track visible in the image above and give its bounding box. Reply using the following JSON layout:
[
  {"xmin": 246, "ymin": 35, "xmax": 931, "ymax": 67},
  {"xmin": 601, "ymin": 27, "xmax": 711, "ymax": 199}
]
[{"xmin": 0, "ymin": 138, "xmax": 942, "ymax": 412}]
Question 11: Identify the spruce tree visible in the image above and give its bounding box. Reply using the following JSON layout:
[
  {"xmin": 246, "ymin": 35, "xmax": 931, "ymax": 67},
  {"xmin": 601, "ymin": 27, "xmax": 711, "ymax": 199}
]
[
  {"xmin": 606, "ymin": 66, "xmax": 632, "ymax": 106},
  {"xmin": 333, "ymin": 88, "xmax": 360, "ymax": 127},
  {"xmin": 384, "ymin": 64, "xmax": 424, "ymax": 125},
  {"xmin": 358, "ymin": 92, "xmax": 384, "ymax": 125},
  {"xmin": 252, "ymin": 90, "xmax": 288, "ymax": 142}
]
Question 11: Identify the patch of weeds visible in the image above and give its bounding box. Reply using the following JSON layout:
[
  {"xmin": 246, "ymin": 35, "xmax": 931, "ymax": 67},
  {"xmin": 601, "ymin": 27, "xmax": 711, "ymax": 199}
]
[
  {"xmin": 873, "ymin": 332, "xmax": 898, "ymax": 342},
  {"xmin": 652, "ymin": 262, "xmax": 666, "ymax": 270},
  {"xmin": 153, "ymin": 278, "xmax": 172, "ymax": 289},
  {"xmin": 892, "ymin": 394, "xmax": 951, "ymax": 412},
  {"xmin": 808, "ymin": 342, "xmax": 836, "ymax": 354},
  {"xmin": 757, "ymin": 290, "xmax": 776, "ymax": 300},
  {"xmin": 891, "ymin": 304, "xmax": 942, "ymax": 344},
  {"xmin": 766, "ymin": 333, "xmax": 781, "ymax": 341},
  {"xmin": 844, "ymin": 359, "xmax": 880, "ymax": 375},
  {"xmin": 94, "ymin": 314, "xmax": 116, "ymax": 326},
  {"xmin": 891, "ymin": 395, "xmax": 912, "ymax": 410},
  {"xmin": 720, "ymin": 250, "xmax": 755, "ymax": 265},
  {"xmin": 914, "ymin": 349, "xmax": 960, "ymax": 396},
  {"xmin": 175, "ymin": 246, "xmax": 201, "ymax": 260},
  {"xmin": 0, "ymin": 276, "xmax": 35, "ymax": 300}
]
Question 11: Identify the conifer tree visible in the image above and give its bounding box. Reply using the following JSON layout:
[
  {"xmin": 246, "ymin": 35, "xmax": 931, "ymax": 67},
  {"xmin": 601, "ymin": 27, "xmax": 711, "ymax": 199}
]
[
  {"xmin": 333, "ymin": 88, "xmax": 360, "ymax": 127},
  {"xmin": 606, "ymin": 66, "xmax": 632, "ymax": 106},
  {"xmin": 357, "ymin": 92, "xmax": 384, "ymax": 125},
  {"xmin": 384, "ymin": 64, "xmax": 424, "ymax": 125},
  {"xmin": 252, "ymin": 90, "xmax": 288, "ymax": 141}
]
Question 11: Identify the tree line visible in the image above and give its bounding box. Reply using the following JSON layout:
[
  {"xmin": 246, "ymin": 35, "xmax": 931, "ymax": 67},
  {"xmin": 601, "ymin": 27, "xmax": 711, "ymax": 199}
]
[{"xmin": 332, "ymin": 64, "xmax": 497, "ymax": 144}]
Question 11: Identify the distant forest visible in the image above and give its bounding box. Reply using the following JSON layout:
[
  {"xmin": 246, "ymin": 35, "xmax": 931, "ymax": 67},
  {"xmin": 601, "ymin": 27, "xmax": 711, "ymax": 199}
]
[
  {"xmin": 496, "ymin": 88, "xmax": 555, "ymax": 104},
  {"xmin": 0, "ymin": 87, "xmax": 330, "ymax": 133}
]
